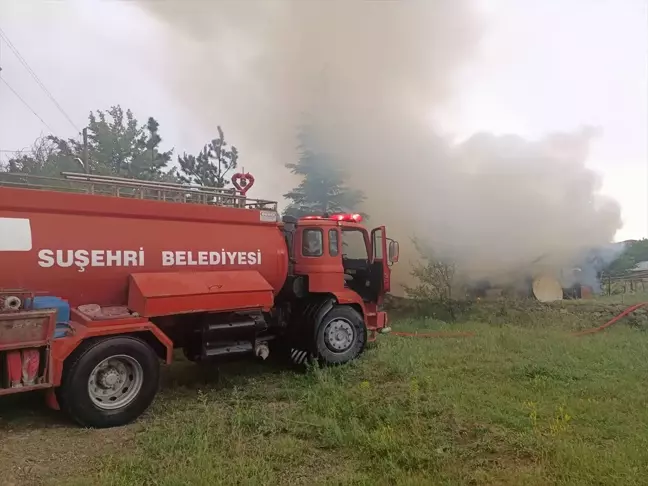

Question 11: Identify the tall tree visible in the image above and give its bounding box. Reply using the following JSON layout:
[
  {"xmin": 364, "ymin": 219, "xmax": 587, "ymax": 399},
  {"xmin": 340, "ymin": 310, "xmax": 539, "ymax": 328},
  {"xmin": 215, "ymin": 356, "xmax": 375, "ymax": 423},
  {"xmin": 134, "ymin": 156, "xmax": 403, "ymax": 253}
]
[
  {"xmin": 283, "ymin": 127, "xmax": 365, "ymax": 218},
  {"xmin": 52, "ymin": 106, "xmax": 173, "ymax": 180},
  {"xmin": 3, "ymin": 106, "xmax": 175, "ymax": 182},
  {"xmin": 177, "ymin": 126, "xmax": 239, "ymax": 188}
]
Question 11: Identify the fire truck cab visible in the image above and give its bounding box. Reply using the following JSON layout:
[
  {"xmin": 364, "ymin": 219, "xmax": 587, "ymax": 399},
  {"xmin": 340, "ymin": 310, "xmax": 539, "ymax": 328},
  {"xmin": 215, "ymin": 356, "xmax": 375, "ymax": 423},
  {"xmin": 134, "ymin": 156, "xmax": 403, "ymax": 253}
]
[{"xmin": 278, "ymin": 213, "xmax": 399, "ymax": 364}]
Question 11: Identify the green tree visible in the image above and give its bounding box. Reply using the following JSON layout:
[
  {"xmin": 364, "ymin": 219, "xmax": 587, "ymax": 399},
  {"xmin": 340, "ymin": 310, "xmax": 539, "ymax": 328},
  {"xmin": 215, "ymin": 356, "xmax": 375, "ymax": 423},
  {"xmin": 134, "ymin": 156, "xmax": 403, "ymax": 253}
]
[
  {"xmin": 1, "ymin": 136, "xmax": 82, "ymax": 176},
  {"xmin": 283, "ymin": 128, "xmax": 365, "ymax": 218},
  {"xmin": 3, "ymin": 106, "xmax": 175, "ymax": 182},
  {"xmin": 605, "ymin": 239, "xmax": 648, "ymax": 276},
  {"xmin": 177, "ymin": 126, "xmax": 238, "ymax": 188},
  {"xmin": 52, "ymin": 106, "xmax": 173, "ymax": 180}
]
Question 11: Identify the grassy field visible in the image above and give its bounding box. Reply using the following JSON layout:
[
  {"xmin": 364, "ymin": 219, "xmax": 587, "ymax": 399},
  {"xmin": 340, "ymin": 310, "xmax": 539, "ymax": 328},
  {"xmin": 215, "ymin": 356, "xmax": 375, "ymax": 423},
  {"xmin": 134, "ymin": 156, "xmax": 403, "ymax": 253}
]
[{"xmin": 2, "ymin": 299, "xmax": 648, "ymax": 485}]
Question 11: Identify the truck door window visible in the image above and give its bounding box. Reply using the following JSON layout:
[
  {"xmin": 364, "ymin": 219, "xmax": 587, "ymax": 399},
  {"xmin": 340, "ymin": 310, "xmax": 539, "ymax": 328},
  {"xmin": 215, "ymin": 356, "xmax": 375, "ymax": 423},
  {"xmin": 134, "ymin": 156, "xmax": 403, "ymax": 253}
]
[
  {"xmin": 372, "ymin": 230, "xmax": 383, "ymax": 260},
  {"xmin": 302, "ymin": 229, "xmax": 323, "ymax": 257},
  {"xmin": 341, "ymin": 229, "xmax": 368, "ymax": 260},
  {"xmin": 329, "ymin": 229, "xmax": 339, "ymax": 256},
  {"xmin": 341, "ymin": 228, "xmax": 371, "ymax": 299}
]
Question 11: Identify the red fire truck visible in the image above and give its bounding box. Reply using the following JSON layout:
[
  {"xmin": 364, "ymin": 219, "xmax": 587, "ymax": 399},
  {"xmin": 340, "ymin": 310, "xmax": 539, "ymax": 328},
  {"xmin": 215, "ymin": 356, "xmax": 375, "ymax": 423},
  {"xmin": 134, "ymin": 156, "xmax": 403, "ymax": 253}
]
[{"xmin": 0, "ymin": 171, "xmax": 398, "ymax": 428}]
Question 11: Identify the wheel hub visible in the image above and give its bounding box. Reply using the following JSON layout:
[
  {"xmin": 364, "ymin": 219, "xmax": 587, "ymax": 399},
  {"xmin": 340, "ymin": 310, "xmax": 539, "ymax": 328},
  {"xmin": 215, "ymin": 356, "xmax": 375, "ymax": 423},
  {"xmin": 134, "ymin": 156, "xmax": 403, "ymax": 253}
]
[
  {"xmin": 99, "ymin": 368, "xmax": 121, "ymax": 388},
  {"xmin": 325, "ymin": 318, "xmax": 355, "ymax": 352},
  {"xmin": 88, "ymin": 355, "xmax": 144, "ymax": 411}
]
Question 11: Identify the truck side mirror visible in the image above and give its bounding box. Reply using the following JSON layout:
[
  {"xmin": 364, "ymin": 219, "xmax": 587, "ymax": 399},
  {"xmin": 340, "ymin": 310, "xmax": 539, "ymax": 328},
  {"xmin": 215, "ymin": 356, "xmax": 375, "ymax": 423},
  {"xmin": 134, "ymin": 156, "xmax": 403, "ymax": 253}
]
[{"xmin": 388, "ymin": 240, "xmax": 399, "ymax": 264}]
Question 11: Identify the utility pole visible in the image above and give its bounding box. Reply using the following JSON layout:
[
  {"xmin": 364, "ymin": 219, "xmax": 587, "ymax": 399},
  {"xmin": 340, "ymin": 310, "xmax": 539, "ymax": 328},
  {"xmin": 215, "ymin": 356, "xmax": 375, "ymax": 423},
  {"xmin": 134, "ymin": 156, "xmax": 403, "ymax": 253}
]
[{"xmin": 82, "ymin": 127, "xmax": 89, "ymax": 173}]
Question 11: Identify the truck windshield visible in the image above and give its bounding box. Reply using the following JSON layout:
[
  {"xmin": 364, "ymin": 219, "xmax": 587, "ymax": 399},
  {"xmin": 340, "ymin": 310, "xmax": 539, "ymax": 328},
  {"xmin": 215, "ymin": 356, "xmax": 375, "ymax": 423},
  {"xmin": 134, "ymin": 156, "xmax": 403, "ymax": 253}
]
[{"xmin": 341, "ymin": 229, "xmax": 368, "ymax": 260}]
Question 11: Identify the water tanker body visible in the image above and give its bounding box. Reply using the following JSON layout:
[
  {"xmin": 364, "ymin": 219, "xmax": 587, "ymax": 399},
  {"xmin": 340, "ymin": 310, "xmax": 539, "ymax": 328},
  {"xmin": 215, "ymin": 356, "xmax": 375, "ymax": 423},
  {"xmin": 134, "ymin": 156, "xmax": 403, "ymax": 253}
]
[
  {"xmin": 0, "ymin": 187, "xmax": 289, "ymax": 307},
  {"xmin": 0, "ymin": 172, "xmax": 397, "ymax": 429}
]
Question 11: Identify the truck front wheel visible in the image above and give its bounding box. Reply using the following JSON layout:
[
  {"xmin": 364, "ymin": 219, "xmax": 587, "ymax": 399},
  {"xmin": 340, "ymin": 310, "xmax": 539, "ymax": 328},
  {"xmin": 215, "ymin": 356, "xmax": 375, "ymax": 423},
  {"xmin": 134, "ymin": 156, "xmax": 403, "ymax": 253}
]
[
  {"xmin": 315, "ymin": 306, "xmax": 367, "ymax": 365},
  {"xmin": 56, "ymin": 336, "xmax": 160, "ymax": 428}
]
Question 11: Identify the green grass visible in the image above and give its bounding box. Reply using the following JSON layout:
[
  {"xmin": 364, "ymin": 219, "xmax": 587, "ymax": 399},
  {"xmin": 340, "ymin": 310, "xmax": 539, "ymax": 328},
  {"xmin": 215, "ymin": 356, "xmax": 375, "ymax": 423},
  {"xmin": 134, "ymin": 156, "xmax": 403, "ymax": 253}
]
[
  {"xmin": 579, "ymin": 289, "xmax": 648, "ymax": 306},
  {"xmin": 62, "ymin": 308, "xmax": 648, "ymax": 486}
]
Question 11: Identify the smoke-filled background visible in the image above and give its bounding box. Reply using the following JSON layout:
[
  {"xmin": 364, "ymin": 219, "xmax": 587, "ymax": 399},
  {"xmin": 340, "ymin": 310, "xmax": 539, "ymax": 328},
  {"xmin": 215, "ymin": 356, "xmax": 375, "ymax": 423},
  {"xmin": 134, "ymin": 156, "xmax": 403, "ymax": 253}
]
[
  {"xmin": 1, "ymin": 0, "xmax": 645, "ymax": 293},
  {"xmin": 136, "ymin": 0, "xmax": 622, "ymax": 291}
]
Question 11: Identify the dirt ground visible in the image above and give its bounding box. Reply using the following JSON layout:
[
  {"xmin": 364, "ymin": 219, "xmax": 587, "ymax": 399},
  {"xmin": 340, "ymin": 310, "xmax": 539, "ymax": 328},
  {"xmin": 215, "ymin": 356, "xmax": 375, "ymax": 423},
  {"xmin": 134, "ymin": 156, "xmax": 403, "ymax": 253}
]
[
  {"xmin": 0, "ymin": 392, "xmax": 139, "ymax": 486},
  {"xmin": 0, "ymin": 356, "xmax": 226, "ymax": 486}
]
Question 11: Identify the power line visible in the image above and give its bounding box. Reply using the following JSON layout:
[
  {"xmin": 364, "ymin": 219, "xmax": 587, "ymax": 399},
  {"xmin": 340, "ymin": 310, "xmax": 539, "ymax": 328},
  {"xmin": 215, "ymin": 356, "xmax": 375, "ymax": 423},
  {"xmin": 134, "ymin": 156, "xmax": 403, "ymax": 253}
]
[
  {"xmin": 0, "ymin": 26, "xmax": 80, "ymax": 133},
  {"xmin": 0, "ymin": 77, "xmax": 55, "ymax": 133},
  {"xmin": 0, "ymin": 147, "xmax": 30, "ymax": 153}
]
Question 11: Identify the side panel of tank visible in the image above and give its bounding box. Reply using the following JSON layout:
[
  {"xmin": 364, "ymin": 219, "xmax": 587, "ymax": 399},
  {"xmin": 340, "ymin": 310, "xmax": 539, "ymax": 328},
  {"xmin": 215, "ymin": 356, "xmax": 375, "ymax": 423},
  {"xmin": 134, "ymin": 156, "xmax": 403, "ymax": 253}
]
[{"xmin": 0, "ymin": 210, "xmax": 288, "ymax": 307}]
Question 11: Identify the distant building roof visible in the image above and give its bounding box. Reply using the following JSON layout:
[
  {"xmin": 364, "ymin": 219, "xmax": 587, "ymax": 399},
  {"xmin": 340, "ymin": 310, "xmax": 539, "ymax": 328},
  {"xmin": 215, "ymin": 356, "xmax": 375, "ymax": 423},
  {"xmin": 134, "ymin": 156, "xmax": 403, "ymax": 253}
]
[{"xmin": 631, "ymin": 261, "xmax": 648, "ymax": 272}]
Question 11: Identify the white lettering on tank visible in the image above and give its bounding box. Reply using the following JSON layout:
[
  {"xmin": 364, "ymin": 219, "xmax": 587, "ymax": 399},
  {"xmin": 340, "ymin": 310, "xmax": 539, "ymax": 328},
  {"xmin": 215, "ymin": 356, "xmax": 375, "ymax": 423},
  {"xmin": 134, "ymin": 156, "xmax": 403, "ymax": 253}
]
[
  {"xmin": 198, "ymin": 251, "xmax": 208, "ymax": 265},
  {"xmin": 38, "ymin": 249, "xmax": 55, "ymax": 267},
  {"xmin": 91, "ymin": 250, "xmax": 105, "ymax": 267},
  {"xmin": 37, "ymin": 248, "xmax": 265, "ymax": 270},
  {"xmin": 57, "ymin": 250, "xmax": 74, "ymax": 267},
  {"xmin": 75, "ymin": 250, "xmax": 90, "ymax": 272},
  {"xmin": 123, "ymin": 251, "xmax": 138, "ymax": 266},
  {"xmin": 38, "ymin": 249, "xmax": 145, "ymax": 271},
  {"xmin": 106, "ymin": 250, "xmax": 121, "ymax": 267},
  {"xmin": 162, "ymin": 251, "xmax": 174, "ymax": 266}
]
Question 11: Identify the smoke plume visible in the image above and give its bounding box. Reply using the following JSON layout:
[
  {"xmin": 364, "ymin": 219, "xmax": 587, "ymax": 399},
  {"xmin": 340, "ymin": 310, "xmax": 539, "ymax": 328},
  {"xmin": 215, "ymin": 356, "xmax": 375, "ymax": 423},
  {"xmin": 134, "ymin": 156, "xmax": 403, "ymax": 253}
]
[{"xmin": 136, "ymin": 0, "xmax": 622, "ymax": 292}]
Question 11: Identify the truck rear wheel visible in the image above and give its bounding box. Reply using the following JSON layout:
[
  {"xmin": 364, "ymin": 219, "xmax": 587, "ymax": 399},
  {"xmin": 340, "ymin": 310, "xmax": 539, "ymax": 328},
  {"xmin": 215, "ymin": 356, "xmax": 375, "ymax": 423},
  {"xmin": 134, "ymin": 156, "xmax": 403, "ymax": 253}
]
[
  {"xmin": 315, "ymin": 306, "xmax": 367, "ymax": 365},
  {"xmin": 56, "ymin": 336, "xmax": 160, "ymax": 428}
]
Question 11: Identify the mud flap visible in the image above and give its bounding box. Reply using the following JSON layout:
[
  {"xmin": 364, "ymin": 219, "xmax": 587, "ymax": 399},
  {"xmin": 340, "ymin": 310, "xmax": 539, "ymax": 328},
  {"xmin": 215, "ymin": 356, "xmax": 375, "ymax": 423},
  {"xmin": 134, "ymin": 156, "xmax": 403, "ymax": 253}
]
[{"xmin": 288, "ymin": 297, "xmax": 335, "ymax": 365}]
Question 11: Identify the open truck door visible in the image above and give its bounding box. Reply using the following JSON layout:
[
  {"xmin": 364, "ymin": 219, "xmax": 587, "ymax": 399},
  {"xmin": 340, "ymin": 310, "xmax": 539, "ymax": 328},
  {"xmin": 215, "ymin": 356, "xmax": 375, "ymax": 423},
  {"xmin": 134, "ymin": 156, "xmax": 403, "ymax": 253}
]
[{"xmin": 370, "ymin": 226, "xmax": 391, "ymax": 295}]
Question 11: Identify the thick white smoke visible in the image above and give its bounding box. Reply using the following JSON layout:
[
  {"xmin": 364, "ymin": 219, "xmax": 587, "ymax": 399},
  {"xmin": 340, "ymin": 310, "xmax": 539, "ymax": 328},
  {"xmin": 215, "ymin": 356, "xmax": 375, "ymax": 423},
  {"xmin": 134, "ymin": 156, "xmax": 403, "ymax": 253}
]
[{"xmin": 136, "ymin": 0, "xmax": 622, "ymax": 292}]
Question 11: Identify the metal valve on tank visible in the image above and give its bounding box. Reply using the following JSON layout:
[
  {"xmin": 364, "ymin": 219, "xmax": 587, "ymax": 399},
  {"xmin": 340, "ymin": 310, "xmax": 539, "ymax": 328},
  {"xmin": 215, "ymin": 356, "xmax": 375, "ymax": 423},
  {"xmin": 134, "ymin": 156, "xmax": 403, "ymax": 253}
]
[{"xmin": 254, "ymin": 342, "xmax": 270, "ymax": 360}]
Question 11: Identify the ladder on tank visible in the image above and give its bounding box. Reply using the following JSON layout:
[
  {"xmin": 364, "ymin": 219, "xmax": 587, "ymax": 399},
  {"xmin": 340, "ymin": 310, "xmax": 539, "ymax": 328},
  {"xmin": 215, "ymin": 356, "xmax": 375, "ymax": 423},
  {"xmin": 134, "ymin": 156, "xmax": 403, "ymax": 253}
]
[{"xmin": 0, "ymin": 171, "xmax": 278, "ymax": 211}]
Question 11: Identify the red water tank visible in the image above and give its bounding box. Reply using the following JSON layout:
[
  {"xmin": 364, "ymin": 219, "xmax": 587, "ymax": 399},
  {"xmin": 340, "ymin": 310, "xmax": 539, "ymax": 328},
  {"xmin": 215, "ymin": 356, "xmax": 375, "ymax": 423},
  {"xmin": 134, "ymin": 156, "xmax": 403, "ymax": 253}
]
[{"xmin": 0, "ymin": 187, "xmax": 289, "ymax": 307}]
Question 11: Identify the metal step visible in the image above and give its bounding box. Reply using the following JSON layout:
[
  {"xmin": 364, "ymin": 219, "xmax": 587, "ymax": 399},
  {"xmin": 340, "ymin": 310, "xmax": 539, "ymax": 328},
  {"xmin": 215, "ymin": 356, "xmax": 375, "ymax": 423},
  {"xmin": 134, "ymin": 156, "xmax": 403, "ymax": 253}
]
[{"xmin": 203, "ymin": 341, "xmax": 254, "ymax": 358}]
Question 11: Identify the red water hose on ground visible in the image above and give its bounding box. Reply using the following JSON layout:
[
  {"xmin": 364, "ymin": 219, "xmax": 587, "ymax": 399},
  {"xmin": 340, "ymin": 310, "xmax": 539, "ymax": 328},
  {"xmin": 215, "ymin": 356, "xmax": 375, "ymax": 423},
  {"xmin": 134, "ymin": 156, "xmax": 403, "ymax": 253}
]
[{"xmin": 571, "ymin": 302, "xmax": 647, "ymax": 336}]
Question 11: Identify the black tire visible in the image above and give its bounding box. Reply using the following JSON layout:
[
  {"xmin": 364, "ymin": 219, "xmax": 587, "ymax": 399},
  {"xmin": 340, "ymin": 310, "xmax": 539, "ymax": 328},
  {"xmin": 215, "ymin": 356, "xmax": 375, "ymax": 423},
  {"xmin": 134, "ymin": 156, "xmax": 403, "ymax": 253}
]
[
  {"xmin": 314, "ymin": 306, "xmax": 367, "ymax": 365},
  {"xmin": 56, "ymin": 336, "xmax": 160, "ymax": 428}
]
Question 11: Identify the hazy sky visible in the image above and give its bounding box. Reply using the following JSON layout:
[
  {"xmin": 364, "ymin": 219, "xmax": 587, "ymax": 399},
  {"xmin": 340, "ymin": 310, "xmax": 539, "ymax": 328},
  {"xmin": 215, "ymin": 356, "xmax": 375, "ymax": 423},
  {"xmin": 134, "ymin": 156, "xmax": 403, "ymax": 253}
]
[
  {"xmin": 0, "ymin": 0, "xmax": 646, "ymax": 241},
  {"xmin": 438, "ymin": 0, "xmax": 647, "ymax": 241}
]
